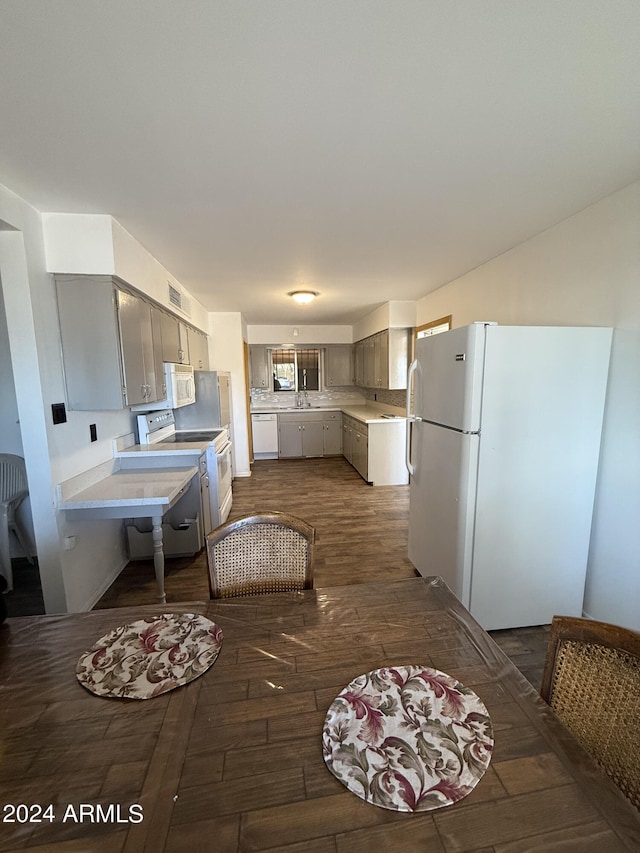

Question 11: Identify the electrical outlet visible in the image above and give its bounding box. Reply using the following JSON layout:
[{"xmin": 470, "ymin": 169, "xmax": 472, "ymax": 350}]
[
  {"xmin": 51, "ymin": 402, "xmax": 67, "ymax": 424},
  {"xmin": 90, "ymin": 423, "xmax": 97, "ymax": 442}
]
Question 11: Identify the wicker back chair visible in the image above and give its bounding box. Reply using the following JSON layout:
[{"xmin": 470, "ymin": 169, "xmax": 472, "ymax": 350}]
[
  {"xmin": 206, "ymin": 511, "xmax": 315, "ymax": 599},
  {"xmin": 540, "ymin": 615, "xmax": 640, "ymax": 809}
]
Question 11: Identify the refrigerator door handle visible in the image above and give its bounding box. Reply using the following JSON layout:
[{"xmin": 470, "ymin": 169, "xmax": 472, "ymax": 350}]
[
  {"xmin": 406, "ymin": 418, "xmax": 415, "ymax": 475},
  {"xmin": 406, "ymin": 359, "xmax": 418, "ymax": 421},
  {"xmin": 406, "ymin": 359, "xmax": 421, "ymax": 475}
]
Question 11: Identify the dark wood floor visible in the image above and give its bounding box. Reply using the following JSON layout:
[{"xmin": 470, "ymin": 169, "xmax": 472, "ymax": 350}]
[{"xmin": 4, "ymin": 457, "xmax": 550, "ymax": 689}]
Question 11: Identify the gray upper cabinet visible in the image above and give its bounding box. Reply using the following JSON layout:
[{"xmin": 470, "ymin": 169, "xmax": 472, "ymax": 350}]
[
  {"xmin": 56, "ymin": 276, "xmax": 126, "ymax": 410},
  {"xmin": 325, "ymin": 345, "xmax": 353, "ymax": 387},
  {"xmin": 160, "ymin": 312, "xmax": 190, "ymax": 364},
  {"xmin": 249, "ymin": 346, "xmax": 270, "ymax": 388},
  {"xmin": 55, "ymin": 275, "xmax": 187, "ymax": 410},
  {"xmin": 363, "ymin": 336, "xmax": 376, "ymax": 388},
  {"xmin": 188, "ymin": 327, "xmax": 210, "ymax": 370},
  {"xmin": 354, "ymin": 328, "xmax": 411, "ymax": 389},
  {"xmin": 117, "ymin": 290, "xmax": 165, "ymax": 407},
  {"xmin": 354, "ymin": 340, "xmax": 364, "ymax": 387}
]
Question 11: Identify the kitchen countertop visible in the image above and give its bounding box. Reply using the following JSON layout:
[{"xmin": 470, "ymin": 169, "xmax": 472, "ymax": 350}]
[
  {"xmin": 251, "ymin": 404, "xmax": 406, "ymax": 424},
  {"xmin": 56, "ymin": 457, "xmax": 199, "ymax": 517},
  {"xmin": 115, "ymin": 439, "xmax": 211, "ymax": 458}
]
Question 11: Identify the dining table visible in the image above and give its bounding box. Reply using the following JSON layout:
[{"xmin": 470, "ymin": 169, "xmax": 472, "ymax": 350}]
[{"xmin": 0, "ymin": 576, "xmax": 638, "ymax": 852}]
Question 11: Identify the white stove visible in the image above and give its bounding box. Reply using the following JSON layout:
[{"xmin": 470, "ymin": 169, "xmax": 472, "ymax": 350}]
[
  {"xmin": 137, "ymin": 410, "xmax": 233, "ymax": 532},
  {"xmin": 137, "ymin": 410, "xmax": 229, "ymax": 452}
]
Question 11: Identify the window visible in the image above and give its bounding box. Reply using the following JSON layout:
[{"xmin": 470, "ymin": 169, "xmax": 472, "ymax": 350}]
[
  {"xmin": 415, "ymin": 315, "xmax": 452, "ymax": 339},
  {"xmin": 271, "ymin": 349, "xmax": 320, "ymax": 392}
]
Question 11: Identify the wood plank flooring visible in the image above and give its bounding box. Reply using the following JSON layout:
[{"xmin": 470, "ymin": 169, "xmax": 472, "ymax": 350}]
[{"xmin": 93, "ymin": 456, "xmax": 549, "ymax": 690}]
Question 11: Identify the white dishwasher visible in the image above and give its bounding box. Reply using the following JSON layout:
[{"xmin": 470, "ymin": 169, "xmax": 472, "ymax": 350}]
[{"xmin": 251, "ymin": 413, "xmax": 279, "ymax": 459}]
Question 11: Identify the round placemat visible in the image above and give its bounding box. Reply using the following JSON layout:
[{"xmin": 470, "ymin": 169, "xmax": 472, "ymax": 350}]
[
  {"xmin": 76, "ymin": 613, "xmax": 223, "ymax": 699},
  {"xmin": 322, "ymin": 665, "xmax": 493, "ymax": 812}
]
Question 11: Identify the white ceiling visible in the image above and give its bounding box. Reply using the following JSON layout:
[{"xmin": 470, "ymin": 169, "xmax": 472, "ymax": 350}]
[{"xmin": 1, "ymin": 1, "xmax": 639, "ymax": 325}]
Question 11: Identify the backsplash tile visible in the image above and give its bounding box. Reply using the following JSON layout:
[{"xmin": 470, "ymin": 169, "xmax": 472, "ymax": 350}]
[{"xmin": 364, "ymin": 388, "xmax": 407, "ymax": 409}]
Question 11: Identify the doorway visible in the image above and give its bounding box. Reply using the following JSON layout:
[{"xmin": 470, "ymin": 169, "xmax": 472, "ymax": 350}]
[{"xmin": 0, "ymin": 271, "xmax": 43, "ymax": 615}]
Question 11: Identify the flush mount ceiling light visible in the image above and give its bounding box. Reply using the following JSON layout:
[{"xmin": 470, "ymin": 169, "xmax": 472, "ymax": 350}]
[{"xmin": 288, "ymin": 290, "xmax": 319, "ymax": 304}]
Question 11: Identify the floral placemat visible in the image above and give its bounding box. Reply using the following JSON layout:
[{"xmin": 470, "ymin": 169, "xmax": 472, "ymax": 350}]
[
  {"xmin": 322, "ymin": 665, "xmax": 493, "ymax": 812},
  {"xmin": 76, "ymin": 613, "xmax": 223, "ymax": 700}
]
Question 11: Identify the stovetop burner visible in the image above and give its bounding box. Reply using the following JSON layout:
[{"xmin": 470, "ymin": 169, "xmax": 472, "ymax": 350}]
[{"xmin": 166, "ymin": 430, "xmax": 223, "ymax": 444}]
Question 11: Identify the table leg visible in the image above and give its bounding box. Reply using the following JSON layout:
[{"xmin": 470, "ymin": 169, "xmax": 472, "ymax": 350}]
[{"xmin": 151, "ymin": 515, "xmax": 166, "ymax": 604}]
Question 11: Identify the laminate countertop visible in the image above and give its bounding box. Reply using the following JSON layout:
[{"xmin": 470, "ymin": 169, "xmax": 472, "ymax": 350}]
[
  {"xmin": 251, "ymin": 404, "xmax": 406, "ymax": 424},
  {"xmin": 56, "ymin": 459, "xmax": 198, "ymax": 516}
]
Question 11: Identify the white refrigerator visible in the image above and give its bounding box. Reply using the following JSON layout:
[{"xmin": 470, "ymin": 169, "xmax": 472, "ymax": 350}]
[{"xmin": 406, "ymin": 323, "xmax": 612, "ymax": 630}]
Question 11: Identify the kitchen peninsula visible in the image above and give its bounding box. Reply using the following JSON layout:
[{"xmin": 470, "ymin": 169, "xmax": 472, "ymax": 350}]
[{"xmin": 250, "ymin": 403, "xmax": 408, "ymax": 485}]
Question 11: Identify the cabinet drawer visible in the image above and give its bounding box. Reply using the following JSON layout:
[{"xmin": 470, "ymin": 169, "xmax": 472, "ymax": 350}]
[{"xmin": 278, "ymin": 411, "xmax": 325, "ymax": 423}]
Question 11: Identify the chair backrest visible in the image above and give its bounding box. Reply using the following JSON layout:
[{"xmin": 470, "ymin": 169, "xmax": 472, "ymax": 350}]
[
  {"xmin": 206, "ymin": 511, "xmax": 315, "ymax": 599},
  {"xmin": 0, "ymin": 454, "xmax": 29, "ymax": 505},
  {"xmin": 540, "ymin": 615, "xmax": 640, "ymax": 809}
]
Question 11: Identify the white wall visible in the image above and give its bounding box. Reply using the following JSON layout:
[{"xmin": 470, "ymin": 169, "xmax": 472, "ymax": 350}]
[
  {"xmin": 0, "ymin": 188, "xmax": 133, "ymax": 613},
  {"xmin": 42, "ymin": 213, "xmax": 210, "ymax": 333},
  {"xmin": 353, "ymin": 300, "xmax": 416, "ymax": 341},
  {"xmin": 247, "ymin": 324, "xmax": 353, "ymax": 345},
  {"xmin": 417, "ymin": 180, "xmax": 640, "ymax": 630},
  {"xmin": 1, "ymin": 193, "xmax": 215, "ymax": 612},
  {"xmin": 0, "ymin": 284, "xmax": 22, "ymax": 454},
  {"xmin": 208, "ymin": 312, "xmax": 251, "ymax": 478}
]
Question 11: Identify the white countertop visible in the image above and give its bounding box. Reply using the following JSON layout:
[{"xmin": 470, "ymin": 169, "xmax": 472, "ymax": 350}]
[
  {"xmin": 116, "ymin": 440, "xmax": 210, "ymax": 458},
  {"xmin": 251, "ymin": 404, "xmax": 406, "ymax": 424},
  {"xmin": 57, "ymin": 459, "xmax": 198, "ymax": 518},
  {"xmin": 340, "ymin": 405, "xmax": 406, "ymax": 424}
]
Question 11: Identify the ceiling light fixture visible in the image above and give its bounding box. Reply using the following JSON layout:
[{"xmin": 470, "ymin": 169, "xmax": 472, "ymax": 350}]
[{"xmin": 288, "ymin": 290, "xmax": 319, "ymax": 304}]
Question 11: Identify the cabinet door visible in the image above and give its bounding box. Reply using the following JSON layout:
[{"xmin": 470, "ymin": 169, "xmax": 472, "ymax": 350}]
[
  {"xmin": 353, "ymin": 429, "xmax": 369, "ymax": 481},
  {"xmin": 325, "ymin": 346, "xmax": 353, "ymax": 387},
  {"xmin": 374, "ymin": 331, "xmax": 389, "ymax": 388},
  {"xmin": 189, "ymin": 328, "xmax": 209, "ymax": 369},
  {"xmin": 160, "ymin": 313, "xmax": 190, "ymax": 363},
  {"xmin": 117, "ymin": 290, "xmax": 148, "ymax": 407},
  {"xmin": 324, "ymin": 417, "xmax": 342, "ymax": 455},
  {"xmin": 278, "ymin": 422, "xmax": 303, "ymax": 457},
  {"xmin": 160, "ymin": 312, "xmax": 181, "ymax": 362},
  {"xmin": 56, "ymin": 277, "xmax": 125, "ymax": 410},
  {"xmin": 150, "ymin": 307, "xmax": 166, "ymax": 401},
  {"xmin": 301, "ymin": 421, "xmax": 324, "ymax": 457},
  {"xmin": 354, "ymin": 341, "xmax": 364, "ymax": 387},
  {"xmin": 250, "ymin": 346, "xmax": 270, "ymax": 388},
  {"xmin": 178, "ymin": 323, "xmax": 190, "ymax": 364},
  {"xmin": 342, "ymin": 421, "xmax": 353, "ymax": 463},
  {"xmin": 363, "ymin": 337, "xmax": 376, "ymax": 388}
]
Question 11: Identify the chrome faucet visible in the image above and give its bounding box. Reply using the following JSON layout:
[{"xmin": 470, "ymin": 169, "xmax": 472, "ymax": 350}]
[
  {"xmin": 304, "ymin": 390, "xmax": 310, "ymax": 407},
  {"xmin": 296, "ymin": 392, "xmax": 303, "ymax": 408}
]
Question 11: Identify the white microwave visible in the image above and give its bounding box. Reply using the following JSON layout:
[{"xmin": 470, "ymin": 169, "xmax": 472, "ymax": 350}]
[{"xmin": 131, "ymin": 363, "xmax": 196, "ymax": 411}]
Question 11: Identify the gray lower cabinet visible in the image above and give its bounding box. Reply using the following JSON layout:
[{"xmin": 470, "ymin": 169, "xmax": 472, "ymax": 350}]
[
  {"xmin": 352, "ymin": 429, "xmax": 369, "ymax": 481},
  {"xmin": 278, "ymin": 420, "xmax": 303, "ymax": 457},
  {"xmin": 323, "ymin": 412, "xmax": 343, "ymax": 455},
  {"xmin": 343, "ymin": 420, "xmax": 353, "ymax": 465},
  {"xmin": 278, "ymin": 411, "xmax": 341, "ymax": 458},
  {"xmin": 342, "ymin": 414, "xmax": 369, "ymax": 481}
]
